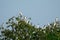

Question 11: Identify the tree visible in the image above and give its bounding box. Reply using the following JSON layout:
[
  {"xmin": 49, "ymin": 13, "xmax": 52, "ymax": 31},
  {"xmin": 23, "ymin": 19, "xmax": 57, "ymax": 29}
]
[{"xmin": 0, "ymin": 13, "xmax": 60, "ymax": 40}]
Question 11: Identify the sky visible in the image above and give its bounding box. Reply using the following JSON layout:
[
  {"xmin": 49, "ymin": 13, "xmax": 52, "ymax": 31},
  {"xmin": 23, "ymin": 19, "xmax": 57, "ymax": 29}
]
[{"xmin": 0, "ymin": 0, "xmax": 60, "ymax": 27}]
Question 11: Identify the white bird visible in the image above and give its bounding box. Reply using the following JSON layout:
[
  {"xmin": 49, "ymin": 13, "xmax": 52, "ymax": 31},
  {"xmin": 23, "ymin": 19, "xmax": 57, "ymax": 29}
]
[
  {"xmin": 36, "ymin": 24, "xmax": 40, "ymax": 28},
  {"xmin": 47, "ymin": 23, "xmax": 50, "ymax": 26},
  {"xmin": 47, "ymin": 23, "xmax": 51, "ymax": 27},
  {"xmin": 43, "ymin": 31, "xmax": 46, "ymax": 33},
  {"xmin": 33, "ymin": 31, "xmax": 36, "ymax": 34},
  {"xmin": 19, "ymin": 11, "xmax": 23, "ymax": 16},
  {"xmin": 23, "ymin": 16, "xmax": 29, "ymax": 23},
  {"xmin": 55, "ymin": 17, "xmax": 59, "ymax": 22},
  {"xmin": 24, "ymin": 16, "xmax": 27, "ymax": 20},
  {"xmin": 43, "ymin": 25, "xmax": 46, "ymax": 29},
  {"xmin": 54, "ymin": 22, "xmax": 56, "ymax": 26}
]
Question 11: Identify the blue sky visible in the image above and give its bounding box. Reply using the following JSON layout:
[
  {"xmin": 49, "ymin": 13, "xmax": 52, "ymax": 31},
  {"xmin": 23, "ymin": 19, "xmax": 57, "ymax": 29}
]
[{"xmin": 0, "ymin": 0, "xmax": 60, "ymax": 26}]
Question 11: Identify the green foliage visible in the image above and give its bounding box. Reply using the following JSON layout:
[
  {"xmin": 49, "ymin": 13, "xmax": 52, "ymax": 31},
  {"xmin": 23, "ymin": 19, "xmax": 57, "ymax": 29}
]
[{"xmin": 0, "ymin": 14, "xmax": 60, "ymax": 40}]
